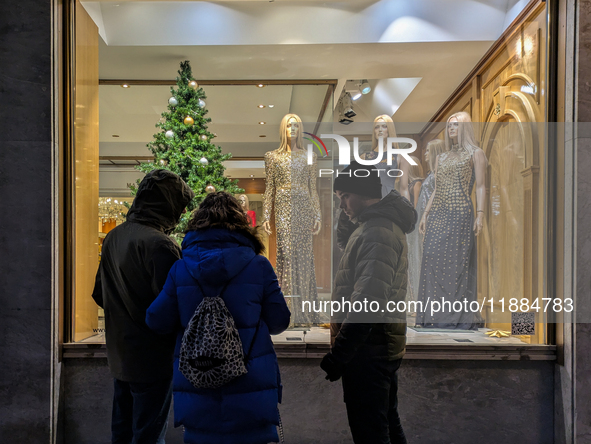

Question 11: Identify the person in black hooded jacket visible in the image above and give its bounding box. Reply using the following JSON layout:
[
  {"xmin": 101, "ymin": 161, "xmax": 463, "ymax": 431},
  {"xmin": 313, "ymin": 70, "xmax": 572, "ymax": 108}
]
[
  {"xmin": 321, "ymin": 162, "xmax": 417, "ymax": 444},
  {"xmin": 92, "ymin": 169, "xmax": 194, "ymax": 444}
]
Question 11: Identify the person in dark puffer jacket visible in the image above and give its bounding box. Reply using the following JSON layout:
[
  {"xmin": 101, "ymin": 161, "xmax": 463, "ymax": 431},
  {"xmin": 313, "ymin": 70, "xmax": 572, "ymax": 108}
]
[
  {"xmin": 146, "ymin": 191, "xmax": 291, "ymax": 444},
  {"xmin": 92, "ymin": 169, "xmax": 194, "ymax": 444},
  {"xmin": 321, "ymin": 161, "xmax": 417, "ymax": 444}
]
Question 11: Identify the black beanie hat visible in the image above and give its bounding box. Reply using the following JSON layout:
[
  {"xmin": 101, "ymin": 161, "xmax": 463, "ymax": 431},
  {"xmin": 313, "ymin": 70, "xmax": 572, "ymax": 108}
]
[{"xmin": 333, "ymin": 161, "xmax": 382, "ymax": 199}]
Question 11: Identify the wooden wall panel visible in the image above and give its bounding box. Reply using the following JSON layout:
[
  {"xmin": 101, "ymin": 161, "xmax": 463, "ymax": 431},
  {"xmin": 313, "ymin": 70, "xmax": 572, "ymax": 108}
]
[
  {"xmin": 74, "ymin": 0, "xmax": 99, "ymax": 341},
  {"xmin": 418, "ymin": 1, "xmax": 548, "ymax": 343}
]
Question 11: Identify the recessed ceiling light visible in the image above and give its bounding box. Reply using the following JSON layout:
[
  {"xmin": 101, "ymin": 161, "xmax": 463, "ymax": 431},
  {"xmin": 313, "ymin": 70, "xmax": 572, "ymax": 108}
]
[
  {"xmin": 112, "ymin": 134, "xmax": 120, "ymax": 137},
  {"xmin": 259, "ymin": 135, "xmax": 266, "ymax": 138},
  {"xmin": 258, "ymin": 105, "xmax": 266, "ymax": 108},
  {"xmin": 268, "ymin": 104, "xmax": 274, "ymax": 108},
  {"xmin": 259, "ymin": 121, "xmax": 266, "ymax": 125},
  {"xmin": 250, "ymin": 174, "xmax": 254, "ymax": 177},
  {"xmin": 257, "ymin": 84, "xmax": 265, "ymax": 88},
  {"xmin": 121, "ymin": 84, "xmax": 130, "ymax": 88}
]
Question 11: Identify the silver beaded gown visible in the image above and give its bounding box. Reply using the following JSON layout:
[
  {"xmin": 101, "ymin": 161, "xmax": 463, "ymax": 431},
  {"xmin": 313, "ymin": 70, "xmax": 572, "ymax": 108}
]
[
  {"xmin": 416, "ymin": 146, "xmax": 484, "ymax": 330},
  {"xmin": 406, "ymin": 178, "xmax": 423, "ymax": 304},
  {"xmin": 411, "ymin": 172, "xmax": 435, "ymax": 299},
  {"xmin": 263, "ymin": 149, "xmax": 321, "ymax": 324}
]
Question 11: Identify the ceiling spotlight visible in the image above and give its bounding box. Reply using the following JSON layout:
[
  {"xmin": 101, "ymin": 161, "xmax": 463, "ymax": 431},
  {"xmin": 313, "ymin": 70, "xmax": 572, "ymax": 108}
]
[
  {"xmin": 345, "ymin": 80, "xmax": 362, "ymax": 101},
  {"xmin": 268, "ymin": 104, "xmax": 274, "ymax": 108},
  {"xmin": 258, "ymin": 105, "xmax": 266, "ymax": 108},
  {"xmin": 121, "ymin": 84, "xmax": 130, "ymax": 88},
  {"xmin": 257, "ymin": 84, "xmax": 265, "ymax": 88},
  {"xmin": 259, "ymin": 121, "xmax": 266, "ymax": 125},
  {"xmin": 360, "ymin": 79, "xmax": 371, "ymax": 95},
  {"xmin": 250, "ymin": 174, "xmax": 254, "ymax": 177}
]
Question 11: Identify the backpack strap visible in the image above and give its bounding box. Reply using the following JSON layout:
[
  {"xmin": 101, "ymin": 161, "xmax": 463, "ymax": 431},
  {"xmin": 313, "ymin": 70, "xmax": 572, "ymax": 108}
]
[{"xmin": 191, "ymin": 255, "xmax": 261, "ymax": 364}]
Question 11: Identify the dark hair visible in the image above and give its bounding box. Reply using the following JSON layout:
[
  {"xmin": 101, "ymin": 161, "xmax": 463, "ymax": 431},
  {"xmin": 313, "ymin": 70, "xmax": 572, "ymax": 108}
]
[{"xmin": 187, "ymin": 191, "xmax": 265, "ymax": 255}]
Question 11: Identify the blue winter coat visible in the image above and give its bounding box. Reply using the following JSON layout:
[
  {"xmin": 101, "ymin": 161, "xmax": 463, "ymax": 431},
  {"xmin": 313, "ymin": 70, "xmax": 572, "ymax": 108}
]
[{"xmin": 146, "ymin": 228, "xmax": 291, "ymax": 444}]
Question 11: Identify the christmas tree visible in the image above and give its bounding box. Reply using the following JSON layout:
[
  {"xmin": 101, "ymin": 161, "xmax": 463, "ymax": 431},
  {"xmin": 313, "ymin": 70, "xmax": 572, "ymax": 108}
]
[{"xmin": 130, "ymin": 60, "xmax": 243, "ymax": 239}]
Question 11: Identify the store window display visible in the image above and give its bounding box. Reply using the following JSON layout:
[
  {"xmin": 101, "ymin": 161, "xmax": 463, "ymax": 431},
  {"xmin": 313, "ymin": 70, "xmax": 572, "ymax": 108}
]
[
  {"xmin": 262, "ymin": 114, "xmax": 322, "ymax": 325},
  {"xmin": 417, "ymin": 112, "xmax": 488, "ymax": 330}
]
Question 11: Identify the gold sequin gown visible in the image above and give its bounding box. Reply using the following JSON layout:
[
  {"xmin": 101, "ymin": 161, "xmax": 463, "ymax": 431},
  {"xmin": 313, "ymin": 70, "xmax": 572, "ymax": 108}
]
[
  {"xmin": 263, "ymin": 149, "xmax": 321, "ymax": 324},
  {"xmin": 416, "ymin": 145, "xmax": 484, "ymax": 330}
]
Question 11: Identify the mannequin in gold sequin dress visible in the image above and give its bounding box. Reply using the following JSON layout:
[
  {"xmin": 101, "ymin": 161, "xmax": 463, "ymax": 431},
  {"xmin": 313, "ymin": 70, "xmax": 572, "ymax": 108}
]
[
  {"xmin": 416, "ymin": 112, "xmax": 487, "ymax": 330},
  {"xmin": 263, "ymin": 114, "xmax": 321, "ymax": 324}
]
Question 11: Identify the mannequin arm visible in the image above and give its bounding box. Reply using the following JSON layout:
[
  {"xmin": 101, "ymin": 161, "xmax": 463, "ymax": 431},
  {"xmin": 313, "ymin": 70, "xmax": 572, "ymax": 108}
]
[
  {"xmin": 473, "ymin": 148, "xmax": 488, "ymax": 237},
  {"xmin": 262, "ymin": 154, "xmax": 275, "ymax": 235},
  {"xmin": 309, "ymin": 154, "xmax": 322, "ymax": 235},
  {"xmin": 398, "ymin": 156, "xmax": 411, "ymax": 201},
  {"xmin": 413, "ymin": 181, "xmax": 422, "ymax": 208},
  {"xmin": 419, "ymin": 156, "xmax": 439, "ymax": 235}
]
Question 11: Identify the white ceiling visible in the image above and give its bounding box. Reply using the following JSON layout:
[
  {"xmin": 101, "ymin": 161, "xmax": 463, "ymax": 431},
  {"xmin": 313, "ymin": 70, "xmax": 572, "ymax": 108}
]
[
  {"xmin": 99, "ymin": 83, "xmax": 331, "ymax": 160},
  {"xmin": 83, "ymin": 0, "xmax": 528, "ymax": 46},
  {"xmin": 88, "ymin": 0, "xmax": 532, "ymax": 191}
]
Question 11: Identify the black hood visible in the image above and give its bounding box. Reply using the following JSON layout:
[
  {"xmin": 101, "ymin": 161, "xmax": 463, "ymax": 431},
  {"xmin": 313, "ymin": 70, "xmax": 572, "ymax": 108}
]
[
  {"xmin": 358, "ymin": 190, "xmax": 417, "ymax": 234},
  {"xmin": 127, "ymin": 169, "xmax": 195, "ymax": 234}
]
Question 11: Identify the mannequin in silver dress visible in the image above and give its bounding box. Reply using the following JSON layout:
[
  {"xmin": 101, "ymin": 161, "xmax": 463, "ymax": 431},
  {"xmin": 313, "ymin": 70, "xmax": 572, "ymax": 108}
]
[
  {"xmin": 416, "ymin": 112, "xmax": 487, "ymax": 329},
  {"xmin": 262, "ymin": 114, "xmax": 321, "ymax": 324}
]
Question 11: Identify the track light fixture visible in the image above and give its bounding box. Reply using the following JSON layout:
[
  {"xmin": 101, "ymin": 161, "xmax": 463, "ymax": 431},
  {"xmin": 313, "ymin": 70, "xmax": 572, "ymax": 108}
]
[{"xmin": 345, "ymin": 79, "xmax": 371, "ymax": 101}]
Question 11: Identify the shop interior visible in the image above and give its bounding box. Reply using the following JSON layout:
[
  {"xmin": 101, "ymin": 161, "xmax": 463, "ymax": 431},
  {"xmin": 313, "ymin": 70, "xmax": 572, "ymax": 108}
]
[{"xmin": 71, "ymin": 0, "xmax": 550, "ymax": 348}]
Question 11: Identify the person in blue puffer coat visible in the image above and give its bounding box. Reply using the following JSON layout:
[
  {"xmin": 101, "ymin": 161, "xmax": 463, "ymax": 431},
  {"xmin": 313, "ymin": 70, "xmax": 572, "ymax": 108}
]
[{"xmin": 146, "ymin": 191, "xmax": 291, "ymax": 444}]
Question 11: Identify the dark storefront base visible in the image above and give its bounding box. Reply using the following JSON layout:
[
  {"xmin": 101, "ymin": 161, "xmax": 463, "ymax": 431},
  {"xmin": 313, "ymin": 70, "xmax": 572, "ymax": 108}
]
[{"xmin": 63, "ymin": 358, "xmax": 554, "ymax": 444}]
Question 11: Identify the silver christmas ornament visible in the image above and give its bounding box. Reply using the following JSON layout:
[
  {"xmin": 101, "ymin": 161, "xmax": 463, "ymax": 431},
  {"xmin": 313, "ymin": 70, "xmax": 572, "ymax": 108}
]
[
  {"xmin": 205, "ymin": 185, "xmax": 216, "ymax": 193},
  {"xmin": 165, "ymin": 130, "xmax": 174, "ymax": 139},
  {"xmin": 199, "ymin": 134, "xmax": 208, "ymax": 141},
  {"xmin": 198, "ymin": 99, "xmax": 206, "ymax": 109},
  {"xmin": 168, "ymin": 97, "xmax": 178, "ymax": 106},
  {"xmin": 200, "ymin": 157, "xmax": 209, "ymax": 166}
]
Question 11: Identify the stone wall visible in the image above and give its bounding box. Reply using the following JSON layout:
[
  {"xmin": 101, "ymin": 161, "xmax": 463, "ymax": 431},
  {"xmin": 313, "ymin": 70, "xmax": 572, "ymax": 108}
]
[
  {"xmin": 63, "ymin": 358, "xmax": 554, "ymax": 444},
  {"xmin": 0, "ymin": 0, "xmax": 55, "ymax": 442}
]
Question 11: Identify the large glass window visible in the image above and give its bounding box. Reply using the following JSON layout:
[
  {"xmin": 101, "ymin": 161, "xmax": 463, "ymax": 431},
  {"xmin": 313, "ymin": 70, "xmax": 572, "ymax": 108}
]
[{"xmin": 69, "ymin": 0, "xmax": 552, "ymax": 348}]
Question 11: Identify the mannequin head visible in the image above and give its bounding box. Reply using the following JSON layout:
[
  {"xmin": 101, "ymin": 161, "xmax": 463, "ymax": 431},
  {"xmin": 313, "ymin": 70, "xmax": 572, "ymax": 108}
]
[
  {"xmin": 279, "ymin": 114, "xmax": 303, "ymax": 152},
  {"xmin": 371, "ymin": 114, "xmax": 397, "ymax": 151},
  {"xmin": 407, "ymin": 156, "xmax": 424, "ymax": 183},
  {"xmin": 425, "ymin": 139, "xmax": 446, "ymax": 173},
  {"xmin": 445, "ymin": 111, "xmax": 478, "ymax": 153},
  {"xmin": 237, "ymin": 194, "xmax": 249, "ymax": 212}
]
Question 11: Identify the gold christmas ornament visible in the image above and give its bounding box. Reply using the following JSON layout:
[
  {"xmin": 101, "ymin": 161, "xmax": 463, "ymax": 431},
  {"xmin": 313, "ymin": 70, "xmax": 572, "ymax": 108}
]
[
  {"xmin": 205, "ymin": 185, "xmax": 216, "ymax": 193},
  {"xmin": 189, "ymin": 80, "xmax": 199, "ymax": 90},
  {"xmin": 199, "ymin": 134, "xmax": 208, "ymax": 141},
  {"xmin": 184, "ymin": 116, "xmax": 194, "ymax": 126}
]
